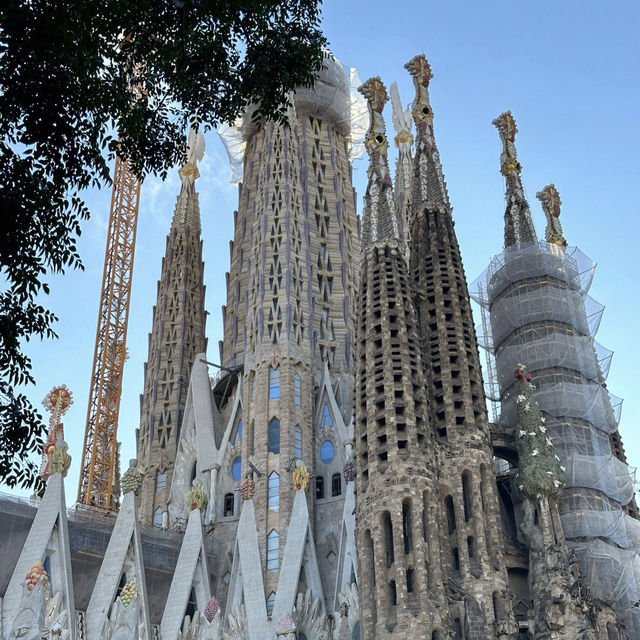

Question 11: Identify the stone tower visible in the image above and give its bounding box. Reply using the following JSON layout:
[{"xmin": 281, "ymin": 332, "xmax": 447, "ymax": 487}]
[
  {"xmin": 472, "ymin": 114, "xmax": 640, "ymax": 635},
  {"xmin": 136, "ymin": 131, "xmax": 207, "ymax": 525},
  {"xmin": 405, "ymin": 56, "xmax": 514, "ymax": 638},
  {"xmin": 353, "ymin": 76, "xmax": 450, "ymax": 639}
]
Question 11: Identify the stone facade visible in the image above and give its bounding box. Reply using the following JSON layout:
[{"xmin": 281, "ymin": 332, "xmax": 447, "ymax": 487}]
[{"xmin": 2, "ymin": 51, "xmax": 639, "ymax": 640}]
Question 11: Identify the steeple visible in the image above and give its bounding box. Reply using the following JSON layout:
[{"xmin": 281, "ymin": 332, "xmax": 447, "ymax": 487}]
[
  {"xmin": 493, "ymin": 111, "xmax": 536, "ymax": 246},
  {"xmin": 390, "ymin": 81, "xmax": 413, "ymax": 248},
  {"xmin": 136, "ymin": 129, "xmax": 207, "ymax": 525},
  {"xmin": 536, "ymin": 183, "xmax": 567, "ymax": 247},
  {"xmin": 358, "ymin": 77, "xmax": 398, "ymax": 246},
  {"xmin": 405, "ymin": 54, "xmax": 450, "ymax": 215},
  {"xmin": 407, "ymin": 56, "xmax": 516, "ymax": 638}
]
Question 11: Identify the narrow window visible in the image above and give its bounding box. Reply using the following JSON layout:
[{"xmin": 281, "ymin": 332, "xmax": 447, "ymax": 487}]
[
  {"xmin": 153, "ymin": 507, "xmax": 163, "ymax": 527},
  {"xmin": 294, "ymin": 373, "xmax": 302, "ymax": 406},
  {"xmin": 406, "ymin": 567, "xmax": 414, "ymax": 593},
  {"xmin": 185, "ymin": 587, "xmax": 197, "ymax": 621},
  {"xmin": 462, "ymin": 472, "xmax": 472, "ymax": 521},
  {"xmin": 266, "ymin": 591, "xmax": 276, "ymax": 615},
  {"xmin": 402, "ymin": 499, "xmax": 412, "ymax": 554},
  {"xmin": 224, "ymin": 493, "xmax": 234, "ymax": 517},
  {"xmin": 267, "ymin": 530, "xmax": 279, "ymax": 570},
  {"xmin": 331, "ymin": 473, "xmax": 342, "ymax": 497},
  {"xmin": 445, "ymin": 496, "xmax": 456, "ymax": 534},
  {"xmin": 231, "ymin": 456, "xmax": 242, "ymax": 481},
  {"xmin": 467, "ymin": 536, "xmax": 475, "ymax": 559},
  {"xmin": 233, "ymin": 419, "xmax": 243, "ymax": 446},
  {"xmin": 155, "ymin": 471, "xmax": 167, "ymax": 491},
  {"xmin": 389, "ymin": 580, "xmax": 397, "ymax": 606},
  {"xmin": 422, "ymin": 491, "xmax": 429, "ymax": 541},
  {"xmin": 268, "ymin": 472, "xmax": 280, "ymax": 511},
  {"xmin": 294, "ymin": 427, "xmax": 302, "ymax": 459},
  {"xmin": 452, "ymin": 547, "xmax": 460, "ymax": 571},
  {"xmin": 269, "ymin": 366, "xmax": 280, "ymax": 399},
  {"xmin": 268, "ymin": 418, "xmax": 280, "ymax": 454},
  {"xmin": 315, "ymin": 476, "xmax": 325, "ymax": 500},
  {"xmin": 384, "ymin": 512, "xmax": 394, "ymax": 567}
]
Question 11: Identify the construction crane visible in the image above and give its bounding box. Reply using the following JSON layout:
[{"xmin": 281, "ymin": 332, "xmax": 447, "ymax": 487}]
[{"xmin": 77, "ymin": 152, "xmax": 140, "ymax": 510}]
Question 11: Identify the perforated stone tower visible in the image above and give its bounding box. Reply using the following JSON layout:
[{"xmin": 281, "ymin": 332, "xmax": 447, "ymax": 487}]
[
  {"xmin": 136, "ymin": 135, "xmax": 207, "ymax": 525},
  {"xmin": 353, "ymin": 76, "xmax": 450, "ymax": 640}
]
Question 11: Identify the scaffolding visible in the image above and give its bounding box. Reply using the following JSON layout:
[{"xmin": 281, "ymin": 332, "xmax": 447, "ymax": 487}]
[{"xmin": 472, "ymin": 241, "xmax": 639, "ymax": 632}]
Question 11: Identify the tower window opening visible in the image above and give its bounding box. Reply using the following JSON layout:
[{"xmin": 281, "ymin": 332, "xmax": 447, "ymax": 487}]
[
  {"xmin": 268, "ymin": 418, "xmax": 280, "ymax": 454},
  {"xmin": 266, "ymin": 591, "xmax": 276, "ymax": 615},
  {"xmin": 452, "ymin": 547, "xmax": 460, "ymax": 571},
  {"xmin": 321, "ymin": 440, "xmax": 335, "ymax": 464},
  {"xmin": 445, "ymin": 496, "xmax": 456, "ymax": 534},
  {"xmin": 294, "ymin": 373, "xmax": 302, "ymax": 406},
  {"xmin": 467, "ymin": 536, "xmax": 475, "ymax": 558},
  {"xmin": 462, "ymin": 472, "xmax": 472, "ymax": 521},
  {"xmin": 406, "ymin": 568, "xmax": 414, "ymax": 593},
  {"xmin": 316, "ymin": 476, "xmax": 325, "ymax": 500},
  {"xmin": 402, "ymin": 499, "xmax": 413, "ymax": 554},
  {"xmin": 384, "ymin": 512, "xmax": 394, "ymax": 567},
  {"xmin": 320, "ymin": 404, "xmax": 333, "ymax": 430},
  {"xmin": 267, "ymin": 530, "xmax": 279, "ymax": 571},
  {"xmin": 269, "ymin": 366, "xmax": 280, "ymax": 399},
  {"xmin": 331, "ymin": 473, "xmax": 342, "ymax": 497},
  {"xmin": 233, "ymin": 419, "xmax": 243, "ymax": 446},
  {"xmin": 224, "ymin": 493, "xmax": 235, "ymax": 517},
  {"xmin": 389, "ymin": 580, "xmax": 397, "ymax": 606},
  {"xmin": 153, "ymin": 507, "xmax": 163, "ymax": 527}
]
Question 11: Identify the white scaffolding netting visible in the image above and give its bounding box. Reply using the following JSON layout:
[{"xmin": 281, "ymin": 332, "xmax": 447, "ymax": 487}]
[
  {"xmin": 499, "ymin": 381, "xmax": 622, "ymax": 434},
  {"xmin": 218, "ymin": 52, "xmax": 368, "ymax": 184},
  {"xmin": 474, "ymin": 242, "xmax": 639, "ymax": 622}
]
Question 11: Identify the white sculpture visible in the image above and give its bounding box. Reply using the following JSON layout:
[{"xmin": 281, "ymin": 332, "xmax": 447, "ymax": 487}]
[{"xmin": 178, "ymin": 128, "xmax": 206, "ymax": 190}]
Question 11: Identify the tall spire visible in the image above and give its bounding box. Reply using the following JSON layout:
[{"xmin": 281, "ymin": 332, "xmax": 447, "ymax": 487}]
[
  {"xmin": 390, "ymin": 81, "xmax": 413, "ymax": 248},
  {"xmin": 136, "ymin": 128, "xmax": 207, "ymax": 525},
  {"xmin": 358, "ymin": 76, "xmax": 398, "ymax": 246},
  {"xmin": 536, "ymin": 183, "xmax": 567, "ymax": 247},
  {"xmin": 493, "ymin": 111, "xmax": 536, "ymax": 246},
  {"xmin": 405, "ymin": 54, "xmax": 450, "ymax": 213}
]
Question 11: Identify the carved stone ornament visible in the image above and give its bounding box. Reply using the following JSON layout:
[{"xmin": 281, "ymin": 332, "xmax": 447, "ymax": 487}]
[
  {"xmin": 187, "ymin": 480, "xmax": 208, "ymax": 512},
  {"xmin": 48, "ymin": 440, "xmax": 71, "ymax": 477},
  {"xmin": 292, "ymin": 463, "xmax": 310, "ymax": 492},
  {"xmin": 103, "ymin": 591, "xmax": 142, "ymax": 640},
  {"xmin": 342, "ymin": 457, "xmax": 355, "ymax": 483},
  {"xmin": 537, "ymin": 183, "xmax": 567, "ymax": 247},
  {"xmin": 121, "ymin": 458, "xmax": 144, "ymax": 495}
]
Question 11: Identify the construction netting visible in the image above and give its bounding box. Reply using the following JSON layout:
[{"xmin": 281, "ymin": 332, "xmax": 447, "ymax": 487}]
[
  {"xmin": 219, "ymin": 52, "xmax": 368, "ymax": 184},
  {"xmin": 473, "ymin": 241, "xmax": 639, "ymax": 625}
]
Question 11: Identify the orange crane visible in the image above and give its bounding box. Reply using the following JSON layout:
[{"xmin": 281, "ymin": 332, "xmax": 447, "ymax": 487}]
[{"xmin": 77, "ymin": 152, "xmax": 140, "ymax": 509}]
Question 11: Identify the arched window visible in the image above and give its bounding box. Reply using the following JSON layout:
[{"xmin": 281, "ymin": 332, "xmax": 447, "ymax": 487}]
[
  {"xmin": 155, "ymin": 471, "xmax": 167, "ymax": 491},
  {"xmin": 224, "ymin": 493, "xmax": 235, "ymax": 517},
  {"xmin": 269, "ymin": 366, "xmax": 280, "ymax": 399},
  {"xmin": 267, "ymin": 530, "xmax": 279, "ymax": 570},
  {"xmin": 294, "ymin": 427, "xmax": 302, "ymax": 459},
  {"xmin": 233, "ymin": 419, "xmax": 243, "ymax": 446},
  {"xmin": 231, "ymin": 456, "xmax": 242, "ymax": 481},
  {"xmin": 153, "ymin": 507, "xmax": 163, "ymax": 527},
  {"xmin": 294, "ymin": 373, "xmax": 302, "ymax": 406},
  {"xmin": 331, "ymin": 472, "xmax": 342, "ymax": 497},
  {"xmin": 445, "ymin": 496, "xmax": 456, "ymax": 534},
  {"xmin": 268, "ymin": 472, "xmax": 280, "ymax": 510},
  {"xmin": 268, "ymin": 418, "xmax": 280, "ymax": 454},
  {"xmin": 315, "ymin": 476, "xmax": 325, "ymax": 500}
]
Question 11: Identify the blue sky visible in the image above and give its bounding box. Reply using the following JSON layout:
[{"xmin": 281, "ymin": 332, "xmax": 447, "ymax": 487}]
[{"xmin": 9, "ymin": 1, "xmax": 640, "ymax": 499}]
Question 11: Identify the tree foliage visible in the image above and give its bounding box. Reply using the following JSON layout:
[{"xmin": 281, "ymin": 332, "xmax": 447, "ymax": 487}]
[{"xmin": 0, "ymin": 0, "xmax": 326, "ymax": 488}]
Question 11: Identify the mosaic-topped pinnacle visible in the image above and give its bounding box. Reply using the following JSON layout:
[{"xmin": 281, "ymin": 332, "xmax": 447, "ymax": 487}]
[
  {"xmin": 405, "ymin": 54, "xmax": 434, "ymax": 133},
  {"xmin": 358, "ymin": 76, "xmax": 390, "ymax": 158},
  {"xmin": 493, "ymin": 110, "xmax": 536, "ymax": 246},
  {"xmin": 537, "ymin": 183, "xmax": 567, "ymax": 247}
]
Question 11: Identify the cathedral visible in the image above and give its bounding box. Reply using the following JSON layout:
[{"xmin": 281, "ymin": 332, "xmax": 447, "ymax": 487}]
[{"xmin": 0, "ymin": 51, "xmax": 638, "ymax": 640}]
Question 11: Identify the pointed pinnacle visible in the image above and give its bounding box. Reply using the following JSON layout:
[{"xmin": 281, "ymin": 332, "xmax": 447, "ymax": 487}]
[{"xmin": 537, "ymin": 184, "xmax": 567, "ymax": 247}]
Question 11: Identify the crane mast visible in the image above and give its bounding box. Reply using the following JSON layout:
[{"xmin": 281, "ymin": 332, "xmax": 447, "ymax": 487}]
[{"xmin": 77, "ymin": 153, "xmax": 140, "ymax": 509}]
